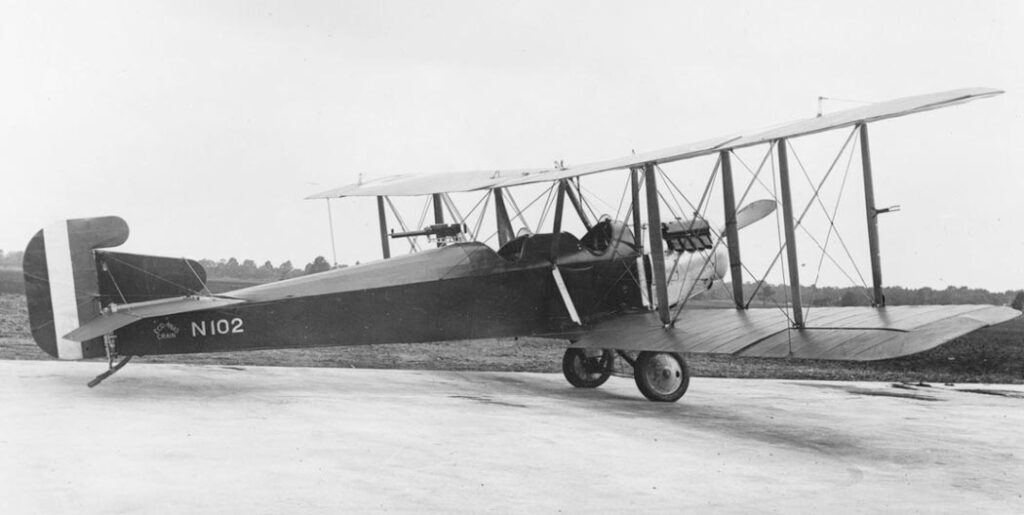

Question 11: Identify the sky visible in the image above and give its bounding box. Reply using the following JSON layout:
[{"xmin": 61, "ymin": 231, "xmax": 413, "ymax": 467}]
[{"xmin": 1, "ymin": 0, "xmax": 1022, "ymax": 291}]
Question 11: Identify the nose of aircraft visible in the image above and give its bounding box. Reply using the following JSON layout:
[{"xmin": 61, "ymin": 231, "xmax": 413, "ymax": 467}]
[{"xmin": 663, "ymin": 247, "xmax": 731, "ymax": 305}]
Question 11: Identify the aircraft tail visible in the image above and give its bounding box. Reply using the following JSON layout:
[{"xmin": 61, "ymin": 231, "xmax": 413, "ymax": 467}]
[{"xmin": 22, "ymin": 216, "xmax": 207, "ymax": 360}]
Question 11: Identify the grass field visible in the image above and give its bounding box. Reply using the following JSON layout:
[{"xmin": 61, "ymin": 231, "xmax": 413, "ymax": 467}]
[{"xmin": 2, "ymin": 293, "xmax": 1022, "ymax": 383}]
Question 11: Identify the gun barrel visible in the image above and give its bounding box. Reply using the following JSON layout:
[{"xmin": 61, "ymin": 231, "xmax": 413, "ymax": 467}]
[{"xmin": 390, "ymin": 223, "xmax": 466, "ymax": 239}]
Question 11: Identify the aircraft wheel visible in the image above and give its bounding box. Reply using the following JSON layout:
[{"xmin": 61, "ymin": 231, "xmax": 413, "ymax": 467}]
[
  {"xmin": 634, "ymin": 351, "xmax": 689, "ymax": 402},
  {"xmin": 561, "ymin": 348, "xmax": 614, "ymax": 388}
]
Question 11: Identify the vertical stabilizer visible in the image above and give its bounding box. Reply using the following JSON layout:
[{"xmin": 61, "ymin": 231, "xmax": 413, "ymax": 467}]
[{"xmin": 23, "ymin": 217, "xmax": 129, "ymax": 359}]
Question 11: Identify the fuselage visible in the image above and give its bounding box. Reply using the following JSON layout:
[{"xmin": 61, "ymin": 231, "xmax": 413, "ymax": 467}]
[{"xmin": 114, "ymin": 223, "xmax": 647, "ymax": 356}]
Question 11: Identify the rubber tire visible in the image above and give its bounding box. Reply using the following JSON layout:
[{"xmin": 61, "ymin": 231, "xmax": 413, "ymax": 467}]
[
  {"xmin": 562, "ymin": 348, "xmax": 614, "ymax": 388},
  {"xmin": 633, "ymin": 351, "xmax": 690, "ymax": 402}
]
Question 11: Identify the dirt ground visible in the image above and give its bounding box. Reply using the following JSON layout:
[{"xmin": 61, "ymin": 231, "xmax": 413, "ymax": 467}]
[{"xmin": 2, "ymin": 294, "xmax": 1023, "ymax": 383}]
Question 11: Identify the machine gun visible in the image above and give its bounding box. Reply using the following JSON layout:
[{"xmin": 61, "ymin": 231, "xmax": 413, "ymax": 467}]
[{"xmin": 390, "ymin": 223, "xmax": 467, "ymax": 246}]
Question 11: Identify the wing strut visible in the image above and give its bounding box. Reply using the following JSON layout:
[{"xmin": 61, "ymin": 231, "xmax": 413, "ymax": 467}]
[
  {"xmin": 376, "ymin": 196, "xmax": 391, "ymax": 259},
  {"xmin": 859, "ymin": 123, "xmax": 885, "ymax": 307},
  {"xmin": 720, "ymin": 151, "xmax": 745, "ymax": 309},
  {"xmin": 431, "ymin": 194, "xmax": 445, "ymax": 248},
  {"xmin": 504, "ymin": 191, "xmax": 532, "ymax": 234},
  {"xmin": 564, "ymin": 180, "xmax": 592, "ymax": 230},
  {"xmin": 629, "ymin": 168, "xmax": 652, "ymax": 308},
  {"xmin": 552, "ymin": 180, "xmax": 567, "ymax": 233},
  {"xmin": 493, "ymin": 188, "xmax": 515, "ymax": 246},
  {"xmin": 777, "ymin": 139, "xmax": 804, "ymax": 328},
  {"xmin": 644, "ymin": 162, "xmax": 671, "ymax": 326}
]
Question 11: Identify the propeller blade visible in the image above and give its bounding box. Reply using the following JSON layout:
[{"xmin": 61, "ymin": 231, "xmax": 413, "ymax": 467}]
[{"xmin": 719, "ymin": 199, "xmax": 777, "ymax": 234}]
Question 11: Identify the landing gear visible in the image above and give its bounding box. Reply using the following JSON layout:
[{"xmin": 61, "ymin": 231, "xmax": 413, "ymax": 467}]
[
  {"xmin": 633, "ymin": 351, "xmax": 690, "ymax": 402},
  {"xmin": 561, "ymin": 348, "xmax": 614, "ymax": 388},
  {"xmin": 562, "ymin": 347, "xmax": 690, "ymax": 402}
]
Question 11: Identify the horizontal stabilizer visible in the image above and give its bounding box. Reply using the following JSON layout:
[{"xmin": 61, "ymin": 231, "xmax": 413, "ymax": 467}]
[
  {"xmin": 64, "ymin": 296, "xmax": 246, "ymax": 343},
  {"xmin": 572, "ymin": 305, "xmax": 1020, "ymax": 361}
]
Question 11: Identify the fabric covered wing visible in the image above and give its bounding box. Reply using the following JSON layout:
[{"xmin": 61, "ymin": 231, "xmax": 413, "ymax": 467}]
[
  {"xmin": 309, "ymin": 88, "xmax": 1001, "ymax": 199},
  {"xmin": 306, "ymin": 169, "xmax": 547, "ymax": 198},
  {"xmin": 723, "ymin": 87, "xmax": 1002, "ymax": 151},
  {"xmin": 572, "ymin": 305, "xmax": 1019, "ymax": 361}
]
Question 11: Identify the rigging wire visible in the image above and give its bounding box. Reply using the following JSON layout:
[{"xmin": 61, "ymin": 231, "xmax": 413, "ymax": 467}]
[
  {"xmin": 325, "ymin": 199, "xmax": 338, "ymax": 266},
  {"xmin": 184, "ymin": 258, "xmax": 213, "ymax": 297},
  {"xmin": 816, "ymin": 136, "xmax": 874, "ymax": 304},
  {"xmin": 613, "ymin": 172, "xmax": 631, "ymax": 222},
  {"xmin": 607, "ymin": 174, "xmax": 641, "ymax": 259},
  {"xmin": 575, "ymin": 177, "xmax": 601, "ymax": 222},
  {"xmin": 783, "ymin": 130, "xmax": 872, "ymax": 313},
  {"xmin": 515, "ymin": 183, "xmax": 558, "ymax": 230},
  {"xmin": 504, "ymin": 191, "xmax": 532, "ymax": 234},
  {"xmin": 416, "ymin": 196, "xmax": 431, "ymax": 229},
  {"xmin": 100, "ymin": 254, "xmax": 206, "ymax": 297},
  {"xmin": 656, "ymin": 165, "xmax": 697, "ymax": 215},
  {"xmin": 460, "ymin": 192, "xmax": 493, "ymax": 229},
  {"xmin": 385, "ymin": 197, "xmax": 420, "ymax": 252},
  {"xmin": 103, "ymin": 266, "xmax": 129, "ymax": 305},
  {"xmin": 784, "ymin": 133, "xmax": 871, "ymax": 295},
  {"xmin": 731, "ymin": 144, "xmax": 778, "ymax": 207},
  {"xmin": 694, "ymin": 155, "xmax": 722, "ymax": 217},
  {"xmin": 536, "ymin": 183, "xmax": 558, "ymax": 231},
  {"xmin": 471, "ymin": 191, "xmax": 492, "ymax": 243}
]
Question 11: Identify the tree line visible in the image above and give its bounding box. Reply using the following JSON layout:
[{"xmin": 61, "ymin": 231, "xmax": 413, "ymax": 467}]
[
  {"xmin": 0, "ymin": 249, "xmax": 341, "ymax": 283},
  {"xmin": 2, "ymin": 248, "xmax": 1023, "ymax": 308},
  {"xmin": 197, "ymin": 256, "xmax": 342, "ymax": 282},
  {"xmin": 707, "ymin": 281, "xmax": 1024, "ymax": 310}
]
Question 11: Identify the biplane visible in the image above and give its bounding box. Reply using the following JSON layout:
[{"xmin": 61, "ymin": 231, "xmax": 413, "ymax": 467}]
[{"xmin": 22, "ymin": 87, "xmax": 1019, "ymax": 401}]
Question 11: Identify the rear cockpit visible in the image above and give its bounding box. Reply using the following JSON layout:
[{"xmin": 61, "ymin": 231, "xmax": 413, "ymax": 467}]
[{"xmin": 496, "ymin": 219, "xmax": 637, "ymax": 263}]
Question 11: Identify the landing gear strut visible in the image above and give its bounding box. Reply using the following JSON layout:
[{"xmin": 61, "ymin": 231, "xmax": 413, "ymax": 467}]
[
  {"xmin": 561, "ymin": 348, "xmax": 614, "ymax": 388},
  {"xmin": 633, "ymin": 351, "xmax": 690, "ymax": 402}
]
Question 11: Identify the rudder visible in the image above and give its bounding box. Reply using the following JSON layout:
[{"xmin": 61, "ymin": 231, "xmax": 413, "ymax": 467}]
[{"xmin": 23, "ymin": 216, "xmax": 130, "ymax": 359}]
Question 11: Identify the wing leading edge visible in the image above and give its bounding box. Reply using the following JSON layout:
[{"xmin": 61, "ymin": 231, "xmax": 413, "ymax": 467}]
[
  {"xmin": 571, "ymin": 305, "xmax": 1019, "ymax": 361},
  {"xmin": 308, "ymin": 87, "xmax": 1002, "ymax": 199}
]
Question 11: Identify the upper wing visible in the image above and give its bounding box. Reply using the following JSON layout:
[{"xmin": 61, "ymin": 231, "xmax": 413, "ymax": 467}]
[
  {"xmin": 308, "ymin": 87, "xmax": 1002, "ymax": 199},
  {"xmin": 306, "ymin": 168, "xmax": 548, "ymax": 198}
]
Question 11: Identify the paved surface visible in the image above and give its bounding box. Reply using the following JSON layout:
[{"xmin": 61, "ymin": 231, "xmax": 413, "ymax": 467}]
[{"xmin": 1, "ymin": 360, "xmax": 1022, "ymax": 514}]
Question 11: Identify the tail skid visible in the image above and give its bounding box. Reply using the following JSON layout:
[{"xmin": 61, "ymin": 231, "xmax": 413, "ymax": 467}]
[{"xmin": 88, "ymin": 355, "xmax": 132, "ymax": 387}]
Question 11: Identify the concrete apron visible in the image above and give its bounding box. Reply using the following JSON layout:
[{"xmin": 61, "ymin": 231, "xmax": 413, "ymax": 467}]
[{"xmin": 1, "ymin": 360, "xmax": 1022, "ymax": 514}]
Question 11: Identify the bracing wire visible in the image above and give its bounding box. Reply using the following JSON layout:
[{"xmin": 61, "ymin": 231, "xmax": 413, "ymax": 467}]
[
  {"xmin": 731, "ymin": 144, "xmax": 778, "ymax": 207},
  {"xmin": 385, "ymin": 197, "xmax": 420, "ymax": 252},
  {"xmin": 471, "ymin": 192, "xmax": 492, "ymax": 242},
  {"xmin": 504, "ymin": 191, "xmax": 532, "ymax": 234}
]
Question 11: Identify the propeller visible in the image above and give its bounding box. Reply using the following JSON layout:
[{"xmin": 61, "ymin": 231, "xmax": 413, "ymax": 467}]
[{"xmin": 720, "ymin": 199, "xmax": 777, "ymax": 234}]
